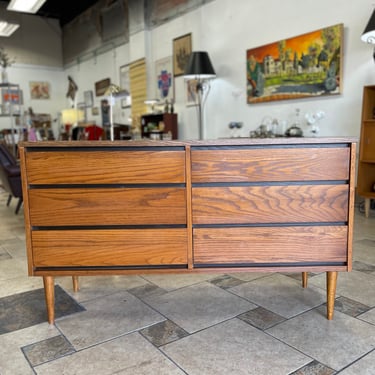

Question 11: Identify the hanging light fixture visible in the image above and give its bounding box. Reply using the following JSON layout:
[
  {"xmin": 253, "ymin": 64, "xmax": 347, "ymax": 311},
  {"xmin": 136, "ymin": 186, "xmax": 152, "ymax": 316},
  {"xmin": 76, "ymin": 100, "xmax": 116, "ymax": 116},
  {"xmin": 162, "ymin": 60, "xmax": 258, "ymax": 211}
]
[
  {"xmin": 362, "ymin": 10, "xmax": 375, "ymax": 44},
  {"xmin": 184, "ymin": 51, "xmax": 216, "ymax": 139}
]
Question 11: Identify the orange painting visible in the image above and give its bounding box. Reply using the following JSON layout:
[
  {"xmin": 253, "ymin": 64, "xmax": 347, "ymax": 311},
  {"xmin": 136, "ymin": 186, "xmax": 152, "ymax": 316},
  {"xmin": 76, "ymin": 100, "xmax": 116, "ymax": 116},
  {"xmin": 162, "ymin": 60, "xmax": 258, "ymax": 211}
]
[{"xmin": 246, "ymin": 24, "xmax": 343, "ymax": 104}]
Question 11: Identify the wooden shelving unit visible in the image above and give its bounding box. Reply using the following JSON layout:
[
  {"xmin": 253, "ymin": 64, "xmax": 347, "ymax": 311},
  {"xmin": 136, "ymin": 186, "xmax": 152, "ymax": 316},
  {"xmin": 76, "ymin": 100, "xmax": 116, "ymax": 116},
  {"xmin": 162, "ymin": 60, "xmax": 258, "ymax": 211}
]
[
  {"xmin": 357, "ymin": 85, "xmax": 375, "ymax": 217},
  {"xmin": 141, "ymin": 113, "xmax": 178, "ymax": 139}
]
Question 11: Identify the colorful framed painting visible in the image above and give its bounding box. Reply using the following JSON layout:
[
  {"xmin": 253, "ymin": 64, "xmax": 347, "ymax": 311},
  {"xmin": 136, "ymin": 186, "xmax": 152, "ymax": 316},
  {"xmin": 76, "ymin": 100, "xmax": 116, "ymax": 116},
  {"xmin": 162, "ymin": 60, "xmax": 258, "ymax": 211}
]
[
  {"xmin": 246, "ymin": 23, "xmax": 343, "ymax": 104},
  {"xmin": 30, "ymin": 81, "xmax": 50, "ymax": 99},
  {"xmin": 2, "ymin": 89, "xmax": 22, "ymax": 104},
  {"xmin": 173, "ymin": 33, "xmax": 192, "ymax": 77},
  {"xmin": 155, "ymin": 56, "xmax": 173, "ymax": 101}
]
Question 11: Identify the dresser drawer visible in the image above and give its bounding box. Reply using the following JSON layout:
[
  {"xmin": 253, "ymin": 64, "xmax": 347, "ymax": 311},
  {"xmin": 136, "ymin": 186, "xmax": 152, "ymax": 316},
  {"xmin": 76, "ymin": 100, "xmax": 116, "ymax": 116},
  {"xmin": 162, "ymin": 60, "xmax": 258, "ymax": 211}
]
[
  {"xmin": 25, "ymin": 150, "xmax": 186, "ymax": 184},
  {"xmin": 32, "ymin": 229, "xmax": 188, "ymax": 267},
  {"xmin": 192, "ymin": 185, "xmax": 349, "ymax": 224},
  {"xmin": 191, "ymin": 147, "xmax": 350, "ymax": 182},
  {"xmin": 193, "ymin": 226, "xmax": 348, "ymax": 265},
  {"xmin": 28, "ymin": 187, "xmax": 186, "ymax": 226}
]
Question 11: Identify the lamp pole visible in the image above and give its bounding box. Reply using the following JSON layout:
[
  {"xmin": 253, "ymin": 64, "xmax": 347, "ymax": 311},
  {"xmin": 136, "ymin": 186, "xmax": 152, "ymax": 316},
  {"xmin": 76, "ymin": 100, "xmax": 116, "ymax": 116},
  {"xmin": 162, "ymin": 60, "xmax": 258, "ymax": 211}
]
[{"xmin": 197, "ymin": 81, "xmax": 203, "ymax": 140}]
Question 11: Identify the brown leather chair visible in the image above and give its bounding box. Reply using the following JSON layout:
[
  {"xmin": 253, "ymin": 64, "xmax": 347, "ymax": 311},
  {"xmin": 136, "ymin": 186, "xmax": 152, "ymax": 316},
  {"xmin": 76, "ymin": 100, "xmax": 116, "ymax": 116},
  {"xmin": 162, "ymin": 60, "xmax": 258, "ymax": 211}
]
[{"xmin": 0, "ymin": 144, "xmax": 23, "ymax": 214}]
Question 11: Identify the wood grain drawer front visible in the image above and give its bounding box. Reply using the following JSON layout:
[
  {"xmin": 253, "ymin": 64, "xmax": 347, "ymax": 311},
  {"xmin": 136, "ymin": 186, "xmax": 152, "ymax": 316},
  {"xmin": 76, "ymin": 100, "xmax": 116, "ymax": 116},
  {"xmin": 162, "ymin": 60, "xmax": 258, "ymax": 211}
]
[
  {"xmin": 25, "ymin": 150, "xmax": 186, "ymax": 184},
  {"xmin": 191, "ymin": 147, "xmax": 350, "ymax": 182},
  {"xmin": 32, "ymin": 229, "xmax": 188, "ymax": 267},
  {"xmin": 192, "ymin": 185, "xmax": 349, "ymax": 224},
  {"xmin": 28, "ymin": 188, "xmax": 186, "ymax": 226},
  {"xmin": 193, "ymin": 226, "xmax": 348, "ymax": 265}
]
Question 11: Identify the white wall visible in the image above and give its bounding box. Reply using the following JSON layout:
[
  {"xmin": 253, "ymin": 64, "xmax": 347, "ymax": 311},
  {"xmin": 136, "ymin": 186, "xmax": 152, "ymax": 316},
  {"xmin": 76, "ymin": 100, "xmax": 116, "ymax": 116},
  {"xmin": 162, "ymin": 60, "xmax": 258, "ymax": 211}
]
[
  {"xmin": 2, "ymin": 0, "xmax": 374, "ymax": 141},
  {"xmin": 147, "ymin": 0, "xmax": 375, "ymax": 139}
]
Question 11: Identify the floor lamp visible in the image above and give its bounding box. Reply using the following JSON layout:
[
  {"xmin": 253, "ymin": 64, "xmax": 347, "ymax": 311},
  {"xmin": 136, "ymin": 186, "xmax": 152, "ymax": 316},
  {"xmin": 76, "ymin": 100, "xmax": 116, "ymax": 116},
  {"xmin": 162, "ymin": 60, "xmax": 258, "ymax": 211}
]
[
  {"xmin": 105, "ymin": 84, "xmax": 130, "ymax": 141},
  {"xmin": 361, "ymin": 9, "xmax": 375, "ymax": 60},
  {"xmin": 184, "ymin": 51, "xmax": 216, "ymax": 140}
]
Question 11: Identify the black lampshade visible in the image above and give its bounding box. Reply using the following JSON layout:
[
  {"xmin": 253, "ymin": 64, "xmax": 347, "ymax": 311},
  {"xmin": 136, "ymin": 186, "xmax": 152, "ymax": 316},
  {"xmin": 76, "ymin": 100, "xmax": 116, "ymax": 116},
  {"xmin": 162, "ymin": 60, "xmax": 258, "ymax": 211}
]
[
  {"xmin": 184, "ymin": 51, "xmax": 216, "ymax": 79},
  {"xmin": 362, "ymin": 9, "xmax": 375, "ymax": 43}
]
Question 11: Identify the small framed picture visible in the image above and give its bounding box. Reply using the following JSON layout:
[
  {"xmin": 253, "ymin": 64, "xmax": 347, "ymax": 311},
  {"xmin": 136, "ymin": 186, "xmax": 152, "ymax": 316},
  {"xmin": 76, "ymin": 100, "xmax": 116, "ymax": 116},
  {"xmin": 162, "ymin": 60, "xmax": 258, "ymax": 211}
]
[
  {"xmin": 84, "ymin": 90, "xmax": 93, "ymax": 107},
  {"xmin": 121, "ymin": 97, "xmax": 131, "ymax": 108},
  {"xmin": 95, "ymin": 78, "xmax": 110, "ymax": 96},
  {"xmin": 173, "ymin": 33, "xmax": 192, "ymax": 77}
]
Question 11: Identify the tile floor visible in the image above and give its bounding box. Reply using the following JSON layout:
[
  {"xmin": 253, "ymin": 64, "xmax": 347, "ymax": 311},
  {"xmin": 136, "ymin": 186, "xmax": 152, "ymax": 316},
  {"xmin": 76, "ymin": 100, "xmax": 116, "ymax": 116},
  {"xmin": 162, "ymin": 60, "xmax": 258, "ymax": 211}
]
[{"xmin": 1, "ymin": 189, "xmax": 375, "ymax": 374}]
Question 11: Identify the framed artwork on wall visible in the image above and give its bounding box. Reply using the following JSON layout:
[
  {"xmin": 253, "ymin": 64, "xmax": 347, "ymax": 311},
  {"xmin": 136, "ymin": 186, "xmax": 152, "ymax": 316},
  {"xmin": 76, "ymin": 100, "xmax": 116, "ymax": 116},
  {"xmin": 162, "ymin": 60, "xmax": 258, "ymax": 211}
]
[
  {"xmin": 173, "ymin": 33, "xmax": 192, "ymax": 77},
  {"xmin": 84, "ymin": 90, "xmax": 93, "ymax": 107},
  {"xmin": 95, "ymin": 78, "xmax": 110, "ymax": 96},
  {"xmin": 30, "ymin": 81, "xmax": 50, "ymax": 99},
  {"xmin": 246, "ymin": 23, "xmax": 343, "ymax": 104},
  {"xmin": 119, "ymin": 64, "xmax": 131, "ymax": 107},
  {"xmin": 119, "ymin": 64, "xmax": 130, "ymax": 92},
  {"xmin": 155, "ymin": 56, "xmax": 173, "ymax": 101}
]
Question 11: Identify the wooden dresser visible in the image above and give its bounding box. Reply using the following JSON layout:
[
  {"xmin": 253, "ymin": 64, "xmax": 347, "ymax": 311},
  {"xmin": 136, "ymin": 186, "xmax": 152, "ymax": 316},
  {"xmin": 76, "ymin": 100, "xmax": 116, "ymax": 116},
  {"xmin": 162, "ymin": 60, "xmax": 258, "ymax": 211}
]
[{"xmin": 19, "ymin": 137, "xmax": 356, "ymax": 324}]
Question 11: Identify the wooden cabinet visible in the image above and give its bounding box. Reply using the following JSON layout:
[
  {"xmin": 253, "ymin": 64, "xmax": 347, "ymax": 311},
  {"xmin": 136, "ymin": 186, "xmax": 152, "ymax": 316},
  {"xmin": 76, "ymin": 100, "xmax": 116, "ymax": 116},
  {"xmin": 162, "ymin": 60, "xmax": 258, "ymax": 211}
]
[
  {"xmin": 19, "ymin": 138, "xmax": 356, "ymax": 324},
  {"xmin": 141, "ymin": 113, "xmax": 178, "ymax": 139},
  {"xmin": 357, "ymin": 85, "xmax": 375, "ymax": 217},
  {"xmin": 191, "ymin": 144, "xmax": 353, "ymax": 268}
]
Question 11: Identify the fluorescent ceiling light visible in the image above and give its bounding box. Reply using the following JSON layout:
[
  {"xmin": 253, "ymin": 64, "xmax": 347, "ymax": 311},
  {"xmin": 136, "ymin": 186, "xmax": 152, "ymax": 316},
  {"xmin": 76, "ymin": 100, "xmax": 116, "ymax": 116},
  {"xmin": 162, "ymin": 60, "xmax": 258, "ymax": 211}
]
[
  {"xmin": 7, "ymin": 0, "xmax": 47, "ymax": 14},
  {"xmin": 0, "ymin": 21, "xmax": 19, "ymax": 37}
]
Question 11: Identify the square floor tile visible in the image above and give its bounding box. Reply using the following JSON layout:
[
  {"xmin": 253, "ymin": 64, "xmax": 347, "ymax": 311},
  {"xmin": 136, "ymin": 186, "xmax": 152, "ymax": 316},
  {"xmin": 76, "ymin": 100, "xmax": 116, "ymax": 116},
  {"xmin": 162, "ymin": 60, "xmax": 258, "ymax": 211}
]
[
  {"xmin": 357, "ymin": 307, "xmax": 375, "ymax": 325},
  {"xmin": 209, "ymin": 274, "xmax": 246, "ymax": 289},
  {"xmin": 332, "ymin": 296, "xmax": 371, "ymax": 317},
  {"xmin": 0, "ymin": 323, "xmax": 61, "ymax": 375},
  {"xmin": 22, "ymin": 335, "xmax": 75, "ymax": 366},
  {"xmin": 140, "ymin": 273, "xmax": 221, "ymax": 291},
  {"xmin": 267, "ymin": 306, "xmax": 375, "ymax": 370},
  {"xmin": 229, "ymin": 273, "xmax": 326, "ymax": 318},
  {"xmin": 238, "ymin": 306, "xmax": 286, "ymax": 330},
  {"xmin": 309, "ymin": 270, "xmax": 375, "ymax": 306},
  {"xmin": 56, "ymin": 275, "xmax": 148, "ymax": 303},
  {"xmin": 145, "ymin": 282, "xmax": 256, "ymax": 333},
  {"xmin": 338, "ymin": 350, "xmax": 375, "ymax": 374},
  {"xmin": 56, "ymin": 290, "xmax": 165, "ymax": 350},
  {"xmin": 161, "ymin": 318, "xmax": 310, "ymax": 375},
  {"xmin": 34, "ymin": 333, "xmax": 185, "ymax": 375},
  {"xmin": 0, "ymin": 285, "xmax": 84, "ymax": 334},
  {"xmin": 290, "ymin": 360, "xmax": 335, "ymax": 375},
  {"xmin": 140, "ymin": 320, "xmax": 189, "ymax": 347}
]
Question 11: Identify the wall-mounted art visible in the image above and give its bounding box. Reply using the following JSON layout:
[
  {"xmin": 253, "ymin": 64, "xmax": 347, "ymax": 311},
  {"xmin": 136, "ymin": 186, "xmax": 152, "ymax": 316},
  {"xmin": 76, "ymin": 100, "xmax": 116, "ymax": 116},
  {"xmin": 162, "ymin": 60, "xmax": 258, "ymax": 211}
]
[
  {"xmin": 155, "ymin": 56, "xmax": 173, "ymax": 101},
  {"xmin": 246, "ymin": 23, "xmax": 343, "ymax": 104},
  {"xmin": 84, "ymin": 90, "xmax": 93, "ymax": 107},
  {"xmin": 30, "ymin": 81, "xmax": 50, "ymax": 99},
  {"xmin": 95, "ymin": 78, "xmax": 110, "ymax": 96},
  {"xmin": 119, "ymin": 64, "xmax": 131, "ymax": 108},
  {"xmin": 173, "ymin": 33, "xmax": 192, "ymax": 77}
]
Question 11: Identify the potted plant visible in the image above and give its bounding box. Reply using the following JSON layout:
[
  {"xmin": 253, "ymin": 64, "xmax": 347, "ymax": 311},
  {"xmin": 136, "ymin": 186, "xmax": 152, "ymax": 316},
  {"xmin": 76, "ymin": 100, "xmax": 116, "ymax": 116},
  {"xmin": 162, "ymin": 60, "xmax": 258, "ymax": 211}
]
[{"xmin": 0, "ymin": 47, "xmax": 15, "ymax": 83}]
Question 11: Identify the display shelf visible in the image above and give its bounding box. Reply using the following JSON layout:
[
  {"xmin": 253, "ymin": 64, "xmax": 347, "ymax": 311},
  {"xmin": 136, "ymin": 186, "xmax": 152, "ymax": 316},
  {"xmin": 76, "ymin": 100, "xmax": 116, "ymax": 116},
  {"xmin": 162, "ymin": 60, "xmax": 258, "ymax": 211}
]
[
  {"xmin": 357, "ymin": 85, "xmax": 375, "ymax": 217},
  {"xmin": 141, "ymin": 113, "xmax": 178, "ymax": 139}
]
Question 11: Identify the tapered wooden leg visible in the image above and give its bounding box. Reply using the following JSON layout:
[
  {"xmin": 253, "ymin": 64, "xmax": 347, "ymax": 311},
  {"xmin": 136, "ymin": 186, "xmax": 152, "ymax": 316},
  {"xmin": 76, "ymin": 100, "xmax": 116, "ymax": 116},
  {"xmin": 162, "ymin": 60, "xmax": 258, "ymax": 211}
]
[
  {"xmin": 43, "ymin": 276, "xmax": 55, "ymax": 325},
  {"xmin": 326, "ymin": 271, "xmax": 337, "ymax": 320},
  {"xmin": 301, "ymin": 272, "xmax": 308, "ymax": 288},
  {"xmin": 72, "ymin": 276, "xmax": 79, "ymax": 292}
]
